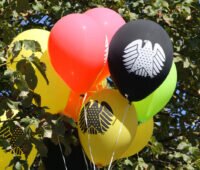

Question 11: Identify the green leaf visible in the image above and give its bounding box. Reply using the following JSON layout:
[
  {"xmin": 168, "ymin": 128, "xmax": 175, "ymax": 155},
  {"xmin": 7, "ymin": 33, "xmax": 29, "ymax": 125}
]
[
  {"xmin": 177, "ymin": 141, "xmax": 191, "ymax": 150},
  {"xmin": 59, "ymin": 136, "xmax": 72, "ymax": 156},
  {"xmin": 14, "ymin": 161, "xmax": 22, "ymax": 170},
  {"xmin": 15, "ymin": 135, "xmax": 26, "ymax": 147},
  {"xmin": 7, "ymin": 99, "xmax": 20, "ymax": 110},
  {"xmin": 21, "ymin": 160, "xmax": 28, "ymax": 170},
  {"xmin": 64, "ymin": 144, "xmax": 72, "ymax": 157},
  {"xmin": 21, "ymin": 142, "xmax": 32, "ymax": 159},
  {"xmin": 53, "ymin": 120, "xmax": 66, "ymax": 137},
  {"xmin": 52, "ymin": 5, "xmax": 61, "ymax": 12},
  {"xmin": 10, "ymin": 41, "xmax": 22, "ymax": 63},
  {"xmin": 23, "ymin": 40, "xmax": 42, "ymax": 52},
  {"xmin": 16, "ymin": 59, "xmax": 38, "ymax": 90},
  {"xmin": 162, "ymin": 1, "xmax": 169, "ymax": 9},
  {"xmin": 12, "ymin": 71, "xmax": 29, "ymax": 91},
  {"xmin": 12, "ymin": 10, "xmax": 19, "ymax": 19},
  {"xmin": 0, "ymin": 51, "xmax": 6, "ymax": 62},
  {"xmin": 124, "ymin": 158, "xmax": 133, "ymax": 166},
  {"xmin": 136, "ymin": 157, "xmax": 148, "ymax": 169},
  {"xmin": 33, "ymin": 92, "xmax": 41, "ymax": 107},
  {"xmin": 28, "ymin": 54, "xmax": 49, "ymax": 85},
  {"xmin": 64, "ymin": 117, "xmax": 76, "ymax": 128},
  {"xmin": 132, "ymin": 2, "xmax": 140, "ymax": 8},
  {"xmin": 0, "ymin": 138, "xmax": 10, "ymax": 149},
  {"xmin": 194, "ymin": 159, "xmax": 200, "ymax": 168},
  {"xmin": 129, "ymin": 12, "xmax": 139, "ymax": 20},
  {"xmin": 183, "ymin": 58, "xmax": 190, "ymax": 68},
  {"xmin": 118, "ymin": 8, "xmax": 125, "ymax": 15},
  {"xmin": 32, "ymin": 138, "xmax": 48, "ymax": 157},
  {"xmin": 32, "ymin": 1, "xmax": 45, "ymax": 11},
  {"xmin": 20, "ymin": 117, "xmax": 33, "ymax": 126},
  {"xmin": 16, "ymin": 0, "xmax": 30, "ymax": 12},
  {"xmin": 149, "ymin": 136, "xmax": 164, "ymax": 155},
  {"xmin": 185, "ymin": 164, "xmax": 195, "ymax": 170},
  {"xmin": 143, "ymin": 6, "xmax": 157, "ymax": 16},
  {"xmin": 66, "ymin": 2, "xmax": 71, "ymax": 8},
  {"xmin": 163, "ymin": 14, "xmax": 173, "ymax": 25},
  {"xmin": 20, "ymin": 92, "xmax": 34, "ymax": 107},
  {"xmin": 0, "ymin": 0, "xmax": 6, "ymax": 7},
  {"xmin": 174, "ymin": 152, "xmax": 182, "ymax": 158},
  {"xmin": 8, "ymin": 156, "xmax": 21, "ymax": 169},
  {"xmin": 174, "ymin": 55, "xmax": 183, "ymax": 63},
  {"xmin": 19, "ymin": 91, "xmax": 29, "ymax": 98},
  {"xmin": 14, "ymin": 78, "xmax": 29, "ymax": 91},
  {"xmin": 43, "ymin": 128, "xmax": 52, "ymax": 138},
  {"xmin": 182, "ymin": 6, "xmax": 191, "ymax": 15},
  {"xmin": 0, "ymin": 99, "xmax": 8, "ymax": 115},
  {"xmin": 3, "ymin": 69, "xmax": 14, "ymax": 77},
  {"xmin": 6, "ymin": 109, "xmax": 14, "ymax": 119},
  {"xmin": 182, "ymin": 154, "xmax": 191, "ymax": 162},
  {"xmin": 189, "ymin": 146, "xmax": 200, "ymax": 157}
]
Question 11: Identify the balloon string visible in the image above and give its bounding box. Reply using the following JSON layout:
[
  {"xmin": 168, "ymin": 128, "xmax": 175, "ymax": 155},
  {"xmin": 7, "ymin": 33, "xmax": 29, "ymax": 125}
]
[
  {"xmin": 92, "ymin": 35, "xmax": 109, "ymax": 91},
  {"xmin": 107, "ymin": 103, "xmax": 130, "ymax": 170},
  {"xmin": 82, "ymin": 148, "xmax": 89, "ymax": 170},
  {"xmin": 57, "ymin": 136, "xmax": 68, "ymax": 170},
  {"xmin": 82, "ymin": 93, "xmax": 96, "ymax": 170}
]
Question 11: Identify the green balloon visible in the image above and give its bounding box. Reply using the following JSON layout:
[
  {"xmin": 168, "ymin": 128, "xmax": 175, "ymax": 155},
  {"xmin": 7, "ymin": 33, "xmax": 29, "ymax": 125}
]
[{"xmin": 133, "ymin": 62, "xmax": 177, "ymax": 122}]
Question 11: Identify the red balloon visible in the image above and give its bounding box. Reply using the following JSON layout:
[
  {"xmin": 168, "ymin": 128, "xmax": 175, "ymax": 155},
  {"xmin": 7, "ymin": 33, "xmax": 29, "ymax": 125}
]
[
  {"xmin": 48, "ymin": 14, "xmax": 105, "ymax": 94},
  {"xmin": 63, "ymin": 91, "xmax": 83, "ymax": 122},
  {"xmin": 85, "ymin": 8, "xmax": 125, "ymax": 43},
  {"xmin": 63, "ymin": 90, "xmax": 95, "ymax": 122},
  {"xmin": 63, "ymin": 77, "xmax": 109, "ymax": 121},
  {"xmin": 85, "ymin": 8, "xmax": 126, "ymax": 85}
]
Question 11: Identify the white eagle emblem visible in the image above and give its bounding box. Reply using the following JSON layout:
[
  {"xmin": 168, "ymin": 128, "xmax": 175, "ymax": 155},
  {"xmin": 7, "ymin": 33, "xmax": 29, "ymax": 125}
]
[{"xmin": 122, "ymin": 39, "xmax": 166, "ymax": 78}]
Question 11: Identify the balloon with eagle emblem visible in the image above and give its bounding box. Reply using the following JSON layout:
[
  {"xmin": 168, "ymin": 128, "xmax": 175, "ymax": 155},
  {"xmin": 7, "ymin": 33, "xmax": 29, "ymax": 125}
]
[
  {"xmin": 79, "ymin": 100, "xmax": 114, "ymax": 135},
  {"xmin": 0, "ymin": 110, "xmax": 37, "ymax": 169},
  {"xmin": 108, "ymin": 19, "xmax": 173, "ymax": 101},
  {"xmin": 78, "ymin": 89, "xmax": 137, "ymax": 166}
]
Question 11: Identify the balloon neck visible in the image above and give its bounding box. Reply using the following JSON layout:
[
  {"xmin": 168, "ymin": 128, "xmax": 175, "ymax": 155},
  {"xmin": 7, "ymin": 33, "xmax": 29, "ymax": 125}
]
[{"xmin": 124, "ymin": 93, "xmax": 132, "ymax": 104}]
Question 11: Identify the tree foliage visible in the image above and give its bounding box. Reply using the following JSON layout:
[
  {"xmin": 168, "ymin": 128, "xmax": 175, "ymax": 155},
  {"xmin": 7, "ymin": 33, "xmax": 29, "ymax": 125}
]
[{"xmin": 0, "ymin": 0, "xmax": 200, "ymax": 169}]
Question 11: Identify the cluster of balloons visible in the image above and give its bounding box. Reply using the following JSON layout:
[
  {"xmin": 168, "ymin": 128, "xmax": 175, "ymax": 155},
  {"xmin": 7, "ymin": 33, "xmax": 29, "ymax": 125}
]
[
  {"xmin": 6, "ymin": 7, "xmax": 177, "ymax": 168},
  {"xmin": 76, "ymin": 16, "xmax": 177, "ymax": 166}
]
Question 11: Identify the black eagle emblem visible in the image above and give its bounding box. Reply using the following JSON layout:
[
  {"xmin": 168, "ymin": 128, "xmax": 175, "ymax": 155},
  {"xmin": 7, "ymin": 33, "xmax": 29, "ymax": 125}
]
[
  {"xmin": 0, "ymin": 126, "xmax": 25, "ymax": 155},
  {"xmin": 79, "ymin": 100, "xmax": 114, "ymax": 135}
]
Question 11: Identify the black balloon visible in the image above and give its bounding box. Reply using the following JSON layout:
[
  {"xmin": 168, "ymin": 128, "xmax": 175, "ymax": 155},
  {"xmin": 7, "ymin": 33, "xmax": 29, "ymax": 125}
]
[{"xmin": 108, "ymin": 19, "xmax": 173, "ymax": 101}]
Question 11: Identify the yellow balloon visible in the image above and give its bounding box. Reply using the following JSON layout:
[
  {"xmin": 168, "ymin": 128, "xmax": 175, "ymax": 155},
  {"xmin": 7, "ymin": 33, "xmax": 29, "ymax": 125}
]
[
  {"xmin": 121, "ymin": 118, "xmax": 153, "ymax": 158},
  {"xmin": 36, "ymin": 51, "xmax": 71, "ymax": 114},
  {"xmin": 0, "ymin": 110, "xmax": 37, "ymax": 169},
  {"xmin": 7, "ymin": 29, "xmax": 71, "ymax": 114},
  {"xmin": 78, "ymin": 89, "xmax": 138, "ymax": 167}
]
